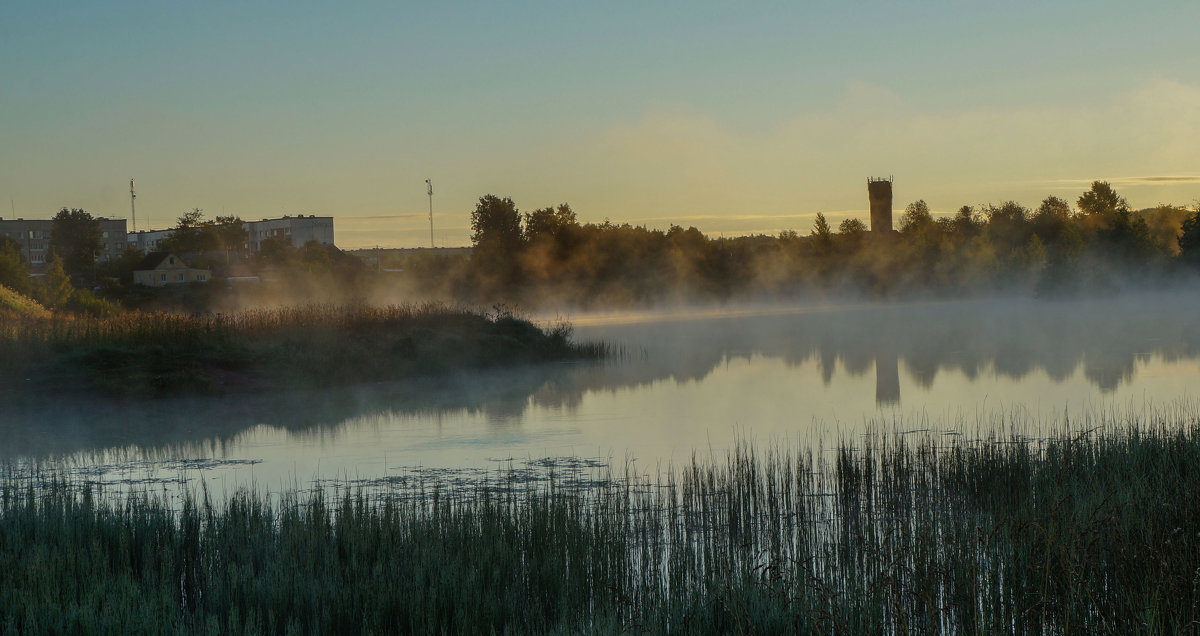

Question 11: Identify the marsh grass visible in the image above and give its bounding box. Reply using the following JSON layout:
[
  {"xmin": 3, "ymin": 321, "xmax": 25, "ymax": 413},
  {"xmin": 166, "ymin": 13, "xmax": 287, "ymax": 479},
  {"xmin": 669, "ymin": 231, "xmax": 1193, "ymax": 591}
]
[
  {"xmin": 0, "ymin": 303, "xmax": 608, "ymax": 397},
  {"xmin": 4, "ymin": 414, "xmax": 1200, "ymax": 633}
]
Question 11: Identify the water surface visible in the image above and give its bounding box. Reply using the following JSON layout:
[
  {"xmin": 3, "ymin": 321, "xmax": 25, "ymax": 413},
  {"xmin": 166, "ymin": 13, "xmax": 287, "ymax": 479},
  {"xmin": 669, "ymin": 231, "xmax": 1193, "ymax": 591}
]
[{"xmin": 6, "ymin": 294, "xmax": 1198, "ymax": 491}]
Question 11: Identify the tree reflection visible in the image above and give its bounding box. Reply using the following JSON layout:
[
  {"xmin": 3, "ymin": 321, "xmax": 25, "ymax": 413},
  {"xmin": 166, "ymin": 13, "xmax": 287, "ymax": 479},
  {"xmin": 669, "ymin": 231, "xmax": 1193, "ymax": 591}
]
[{"xmin": 5, "ymin": 295, "xmax": 1197, "ymax": 460}]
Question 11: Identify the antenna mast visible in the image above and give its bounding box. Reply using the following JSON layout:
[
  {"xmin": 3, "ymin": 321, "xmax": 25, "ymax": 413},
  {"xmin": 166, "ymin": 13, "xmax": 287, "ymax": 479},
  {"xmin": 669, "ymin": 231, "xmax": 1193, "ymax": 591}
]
[
  {"xmin": 129, "ymin": 179, "xmax": 137, "ymax": 232},
  {"xmin": 425, "ymin": 178, "xmax": 434, "ymax": 248}
]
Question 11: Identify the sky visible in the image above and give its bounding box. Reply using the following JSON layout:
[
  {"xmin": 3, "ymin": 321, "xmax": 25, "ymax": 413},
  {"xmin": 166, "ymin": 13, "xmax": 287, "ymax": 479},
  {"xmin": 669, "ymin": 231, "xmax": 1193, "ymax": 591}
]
[{"xmin": 2, "ymin": 1, "xmax": 1199, "ymax": 248}]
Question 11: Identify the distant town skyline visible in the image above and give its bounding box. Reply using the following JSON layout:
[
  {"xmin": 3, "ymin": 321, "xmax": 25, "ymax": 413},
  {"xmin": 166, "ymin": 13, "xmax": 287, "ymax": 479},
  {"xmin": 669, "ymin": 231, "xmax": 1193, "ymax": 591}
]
[{"xmin": 3, "ymin": 2, "xmax": 1198, "ymax": 248}]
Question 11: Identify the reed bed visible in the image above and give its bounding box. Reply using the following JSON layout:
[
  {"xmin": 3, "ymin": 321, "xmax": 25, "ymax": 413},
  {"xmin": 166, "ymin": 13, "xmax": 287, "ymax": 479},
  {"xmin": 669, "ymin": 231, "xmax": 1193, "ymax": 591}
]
[
  {"xmin": 0, "ymin": 303, "xmax": 608, "ymax": 396},
  {"xmin": 4, "ymin": 416, "xmax": 1200, "ymax": 633}
]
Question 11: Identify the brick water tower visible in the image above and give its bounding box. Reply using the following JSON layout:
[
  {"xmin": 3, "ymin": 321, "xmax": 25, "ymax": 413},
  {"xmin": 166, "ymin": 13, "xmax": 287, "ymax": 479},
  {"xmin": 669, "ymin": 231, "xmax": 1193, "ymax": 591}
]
[{"xmin": 867, "ymin": 177, "xmax": 893, "ymax": 233}]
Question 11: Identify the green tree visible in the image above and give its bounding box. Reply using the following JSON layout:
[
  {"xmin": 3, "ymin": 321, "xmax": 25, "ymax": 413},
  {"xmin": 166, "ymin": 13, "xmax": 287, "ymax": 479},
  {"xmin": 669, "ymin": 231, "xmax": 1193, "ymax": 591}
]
[
  {"xmin": 212, "ymin": 215, "xmax": 249, "ymax": 258},
  {"xmin": 984, "ymin": 201, "xmax": 1031, "ymax": 257},
  {"xmin": 838, "ymin": 218, "xmax": 867, "ymax": 236},
  {"xmin": 49, "ymin": 207, "xmax": 102, "ymax": 283},
  {"xmin": 471, "ymin": 195, "xmax": 523, "ymax": 251},
  {"xmin": 160, "ymin": 208, "xmax": 220, "ymax": 254},
  {"xmin": 1032, "ymin": 196, "xmax": 1072, "ymax": 244},
  {"xmin": 899, "ymin": 200, "xmax": 933, "ymax": 234},
  {"xmin": 1077, "ymin": 181, "xmax": 1129, "ymax": 217},
  {"xmin": 1175, "ymin": 208, "xmax": 1200, "ymax": 267},
  {"xmin": 949, "ymin": 206, "xmax": 981, "ymax": 240},
  {"xmin": 811, "ymin": 212, "xmax": 833, "ymax": 253},
  {"xmin": 33, "ymin": 257, "xmax": 73, "ymax": 309},
  {"xmin": 0, "ymin": 236, "xmax": 30, "ymax": 295},
  {"xmin": 523, "ymin": 204, "xmax": 578, "ymax": 243}
]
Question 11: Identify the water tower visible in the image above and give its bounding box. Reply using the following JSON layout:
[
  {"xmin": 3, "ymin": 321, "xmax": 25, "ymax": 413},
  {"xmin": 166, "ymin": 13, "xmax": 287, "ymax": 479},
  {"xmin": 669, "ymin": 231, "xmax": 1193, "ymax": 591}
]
[{"xmin": 867, "ymin": 177, "xmax": 893, "ymax": 233}]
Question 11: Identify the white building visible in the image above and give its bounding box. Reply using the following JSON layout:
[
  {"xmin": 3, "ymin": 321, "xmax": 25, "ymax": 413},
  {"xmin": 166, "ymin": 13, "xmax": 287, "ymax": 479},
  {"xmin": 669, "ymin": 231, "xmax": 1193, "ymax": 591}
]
[
  {"xmin": 127, "ymin": 215, "xmax": 335, "ymax": 255},
  {"xmin": 246, "ymin": 216, "xmax": 334, "ymax": 253}
]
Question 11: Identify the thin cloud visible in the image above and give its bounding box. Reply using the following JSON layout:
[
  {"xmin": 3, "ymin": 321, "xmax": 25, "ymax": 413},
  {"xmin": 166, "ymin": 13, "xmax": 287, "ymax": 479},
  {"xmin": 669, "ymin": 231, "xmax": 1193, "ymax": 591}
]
[
  {"xmin": 1040, "ymin": 176, "xmax": 1200, "ymax": 187},
  {"xmin": 338, "ymin": 214, "xmax": 427, "ymax": 220}
]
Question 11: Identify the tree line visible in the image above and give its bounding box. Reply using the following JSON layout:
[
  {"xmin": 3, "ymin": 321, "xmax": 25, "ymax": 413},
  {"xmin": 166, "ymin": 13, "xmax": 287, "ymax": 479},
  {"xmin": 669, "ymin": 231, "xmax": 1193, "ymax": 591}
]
[{"xmin": 393, "ymin": 181, "xmax": 1200, "ymax": 307}]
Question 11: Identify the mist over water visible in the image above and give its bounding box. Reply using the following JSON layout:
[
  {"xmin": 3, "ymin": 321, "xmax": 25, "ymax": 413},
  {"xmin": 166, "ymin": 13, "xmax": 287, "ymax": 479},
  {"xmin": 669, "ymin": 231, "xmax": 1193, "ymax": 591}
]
[{"xmin": 7, "ymin": 293, "xmax": 1199, "ymax": 493}]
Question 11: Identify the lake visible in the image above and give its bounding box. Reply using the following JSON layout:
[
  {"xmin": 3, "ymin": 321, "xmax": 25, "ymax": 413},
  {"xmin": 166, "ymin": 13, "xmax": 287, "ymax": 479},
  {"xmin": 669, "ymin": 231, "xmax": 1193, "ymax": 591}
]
[{"xmin": 5, "ymin": 293, "xmax": 1198, "ymax": 493}]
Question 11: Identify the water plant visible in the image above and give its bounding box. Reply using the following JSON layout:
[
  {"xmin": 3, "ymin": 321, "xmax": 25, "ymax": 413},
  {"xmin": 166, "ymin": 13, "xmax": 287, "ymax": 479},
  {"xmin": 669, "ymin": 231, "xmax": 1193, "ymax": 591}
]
[
  {"xmin": 3, "ymin": 413, "xmax": 1200, "ymax": 633},
  {"xmin": 0, "ymin": 303, "xmax": 607, "ymax": 398}
]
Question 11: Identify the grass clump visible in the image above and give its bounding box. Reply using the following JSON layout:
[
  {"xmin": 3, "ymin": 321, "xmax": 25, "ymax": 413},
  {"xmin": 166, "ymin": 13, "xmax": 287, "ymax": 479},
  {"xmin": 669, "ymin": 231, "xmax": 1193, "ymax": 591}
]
[
  {"xmin": 4, "ymin": 416, "xmax": 1200, "ymax": 633},
  {"xmin": 0, "ymin": 303, "xmax": 606, "ymax": 398},
  {"xmin": 0, "ymin": 284, "xmax": 49, "ymax": 319}
]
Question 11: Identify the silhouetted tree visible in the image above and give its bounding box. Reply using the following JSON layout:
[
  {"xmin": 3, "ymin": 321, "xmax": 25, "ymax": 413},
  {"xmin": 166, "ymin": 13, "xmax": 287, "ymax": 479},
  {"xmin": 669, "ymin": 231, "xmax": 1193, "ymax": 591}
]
[
  {"xmin": 899, "ymin": 200, "xmax": 933, "ymax": 234},
  {"xmin": 1180, "ymin": 209, "xmax": 1200, "ymax": 267},
  {"xmin": 212, "ymin": 215, "xmax": 249, "ymax": 258},
  {"xmin": 469, "ymin": 195, "xmax": 524, "ymax": 294},
  {"xmin": 160, "ymin": 208, "xmax": 221, "ymax": 254},
  {"xmin": 471, "ymin": 195, "xmax": 523, "ymax": 253},
  {"xmin": 838, "ymin": 218, "xmax": 866, "ymax": 235},
  {"xmin": 49, "ymin": 207, "xmax": 102, "ymax": 283},
  {"xmin": 523, "ymin": 204, "xmax": 577, "ymax": 243},
  {"xmin": 1032, "ymin": 196, "xmax": 1072, "ymax": 244},
  {"xmin": 1077, "ymin": 181, "xmax": 1128, "ymax": 217},
  {"xmin": 811, "ymin": 213, "xmax": 833, "ymax": 254},
  {"xmin": 984, "ymin": 201, "xmax": 1031, "ymax": 258},
  {"xmin": 1096, "ymin": 209, "xmax": 1161, "ymax": 265}
]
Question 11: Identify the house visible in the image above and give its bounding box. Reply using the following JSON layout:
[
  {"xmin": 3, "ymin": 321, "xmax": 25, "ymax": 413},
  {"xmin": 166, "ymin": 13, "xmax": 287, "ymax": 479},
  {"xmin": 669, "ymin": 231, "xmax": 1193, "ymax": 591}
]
[{"xmin": 132, "ymin": 252, "xmax": 211, "ymax": 287}]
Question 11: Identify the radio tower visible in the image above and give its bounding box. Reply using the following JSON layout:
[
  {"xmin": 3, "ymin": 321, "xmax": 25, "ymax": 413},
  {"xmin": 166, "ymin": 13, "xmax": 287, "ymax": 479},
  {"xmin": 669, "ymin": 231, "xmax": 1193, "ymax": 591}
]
[
  {"xmin": 129, "ymin": 179, "xmax": 137, "ymax": 232},
  {"xmin": 425, "ymin": 178, "xmax": 434, "ymax": 248}
]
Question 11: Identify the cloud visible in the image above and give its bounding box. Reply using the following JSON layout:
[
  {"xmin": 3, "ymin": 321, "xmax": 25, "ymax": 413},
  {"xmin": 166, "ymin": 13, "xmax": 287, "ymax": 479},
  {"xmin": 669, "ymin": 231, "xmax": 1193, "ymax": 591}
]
[{"xmin": 1041, "ymin": 176, "xmax": 1200, "ymax": 187}]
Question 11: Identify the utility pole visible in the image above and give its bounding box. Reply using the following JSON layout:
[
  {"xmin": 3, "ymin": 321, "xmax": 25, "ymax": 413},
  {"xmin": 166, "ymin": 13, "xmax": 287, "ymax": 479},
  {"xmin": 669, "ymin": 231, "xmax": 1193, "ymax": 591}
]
[
  {"xmin": 425, "ymin": 178, "xmax": 434, "ymax": 248},
  {"xmin": 129, "ymin": 179, "xmax": 137, "ymax": 232}
]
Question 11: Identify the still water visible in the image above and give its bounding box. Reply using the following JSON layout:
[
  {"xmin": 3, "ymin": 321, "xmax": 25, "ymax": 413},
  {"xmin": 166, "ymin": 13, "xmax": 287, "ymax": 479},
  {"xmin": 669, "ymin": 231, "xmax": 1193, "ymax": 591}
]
[{"xmin": 4, "ymin": 294, "xmax": 1199, "ymax": 492}]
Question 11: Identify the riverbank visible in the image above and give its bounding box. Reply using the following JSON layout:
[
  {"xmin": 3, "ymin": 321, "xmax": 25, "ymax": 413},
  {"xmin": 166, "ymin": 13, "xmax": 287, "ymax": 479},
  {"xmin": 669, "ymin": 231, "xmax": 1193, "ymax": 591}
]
[
  {"xmin": 0, "ymin": 303, "xmax": 606, "ymax": 398},
  {"xmin": 3, "ymin": 421, "xmax": 1200, "ymax": 633}
]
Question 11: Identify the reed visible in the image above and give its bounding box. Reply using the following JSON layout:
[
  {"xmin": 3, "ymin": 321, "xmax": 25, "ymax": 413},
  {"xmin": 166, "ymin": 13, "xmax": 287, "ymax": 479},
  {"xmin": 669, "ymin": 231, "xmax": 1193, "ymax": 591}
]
[
  {"xmin": 3, "ymin": 417, "xmax": 1199, "ymax": 633},
  {"xmin": 0, "ymin": 303, "xmax": 607, "ymax": 397}
]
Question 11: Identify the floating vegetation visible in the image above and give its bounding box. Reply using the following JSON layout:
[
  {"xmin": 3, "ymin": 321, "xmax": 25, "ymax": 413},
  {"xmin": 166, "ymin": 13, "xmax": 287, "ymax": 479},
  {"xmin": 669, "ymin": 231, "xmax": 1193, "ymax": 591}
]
[{"xmin": 3, "ymin": 416, "xmax": 1200, "ymax": 633}]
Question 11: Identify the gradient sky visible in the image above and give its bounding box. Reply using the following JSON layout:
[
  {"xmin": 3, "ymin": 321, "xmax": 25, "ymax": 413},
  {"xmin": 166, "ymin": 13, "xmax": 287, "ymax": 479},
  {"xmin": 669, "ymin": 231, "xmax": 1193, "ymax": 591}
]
[{"xmin": 2, "ymin": 1, "xmax": 1198, "ymax": 248}]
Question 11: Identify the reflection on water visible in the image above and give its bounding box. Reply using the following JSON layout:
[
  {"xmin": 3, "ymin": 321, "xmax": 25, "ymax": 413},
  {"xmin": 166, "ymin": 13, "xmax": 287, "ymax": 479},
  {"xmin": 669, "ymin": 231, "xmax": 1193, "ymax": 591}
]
[
  {"xmin": 4, "ymin": 294, "xmax": 1199, "ymax": 487},
  {"xmin": 876, "ymin": 348, "xmax": 900, "ymax": 406}
]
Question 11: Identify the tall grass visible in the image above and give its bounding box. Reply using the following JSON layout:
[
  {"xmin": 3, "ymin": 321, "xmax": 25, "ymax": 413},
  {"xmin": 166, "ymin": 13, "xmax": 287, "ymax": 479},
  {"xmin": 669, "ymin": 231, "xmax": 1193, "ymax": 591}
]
[
  {"xmin": 4, "ymin": 416, "xmax": 1200, "ymax": 633},
  {"xmin": 0, "ymin": 303, "xmax": 609, "ymax": 397}
]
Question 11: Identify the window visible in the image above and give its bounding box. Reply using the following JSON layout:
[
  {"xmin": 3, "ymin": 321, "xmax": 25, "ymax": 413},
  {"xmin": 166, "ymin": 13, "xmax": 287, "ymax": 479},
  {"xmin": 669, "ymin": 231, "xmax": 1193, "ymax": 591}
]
[
  {"xmin": 160, "ymin": 273, "xmax": 167, "ymax": 282},
  {"xmin": 102, "ymin": 231, "xmax": 109, "ymax": 238},
  {"xmin": 169, "ymin": 257, "xmax": 175, "ymax": 265},
  {"xmin": 177, "ymin": 273, "xmax": 184, "ymax": 282},
  {"xmin": 198, "ymin": 273, "xmax": 206, "ymax": 282}
]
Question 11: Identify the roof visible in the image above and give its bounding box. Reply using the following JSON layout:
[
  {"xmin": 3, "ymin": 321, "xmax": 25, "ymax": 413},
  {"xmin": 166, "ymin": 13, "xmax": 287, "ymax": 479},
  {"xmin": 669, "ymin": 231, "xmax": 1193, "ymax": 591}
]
[
  {"xmin": 132, "ymin": 251, "xmax": 206, "ymax": 271},
  {"xmin": 133, "ymin": 252, "xmax": 173, "ymax": 270}
]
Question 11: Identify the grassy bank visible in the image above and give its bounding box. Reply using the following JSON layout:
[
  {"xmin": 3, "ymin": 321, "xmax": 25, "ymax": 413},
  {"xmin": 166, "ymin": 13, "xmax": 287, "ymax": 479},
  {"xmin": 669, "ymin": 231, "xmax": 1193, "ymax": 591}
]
[
  {"xmin": 4, "ymin": 420, "xmax": 1200, "ymax": 633},
  {"xmin": 0, "ymin": 303, "xmax": 607, "ymax": 397}
]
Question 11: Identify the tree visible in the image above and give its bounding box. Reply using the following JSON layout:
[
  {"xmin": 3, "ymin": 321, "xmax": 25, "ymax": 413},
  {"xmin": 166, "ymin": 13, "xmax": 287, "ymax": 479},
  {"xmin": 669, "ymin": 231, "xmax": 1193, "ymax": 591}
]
[
  {"xmin": 470, "ymin": 195, "xmax": 523, "ymax": 253},
  {"xmin": 838, "ymin": 218, "xmax": 867, "ymax": 236},
  {"xmin": 811, "ymin": 212, "xmax": 833, "ymax": 253},
  {"xmin": 0, "ymin": 236, "xmax": 30, "ymax": 295},
  {"xmin": 1180, "ymin": 209, "xmax": 1200, "ymax": 267},
  {"xmin": 984, "ymin": 201, "xmax": 1031, "ymax": 255},
  {"xmin": 32, "ymin": 257, "xmax": 73, "ymax": 309},
  {"xmin": 949, "ymin": 206, "xmax": 981, "ymax": 241},
  {"xmin": 212, "ymin": 215, "xmax": 249, "ymax": 258},
  {"xmin": 523, "ymin": 203, "xmax": 578, "ymax": 243},
  {"xmin": 1077, "ymin": 181, "xmax": 1129, "ymax": 217},
  {"xmin": 160, "ymin": 208, "xmax": 220, "ymax": 254},
  {"xmin": 1032, "ymin": 196, "xmax": 1072, "ymax": 244},
  {"xmin": 49, "ymin": 207, "xmax": 102, "ymax": 283},
  {"xmin": 899, "ymin": 200, "xmax": 933, "ymax": 234}
]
